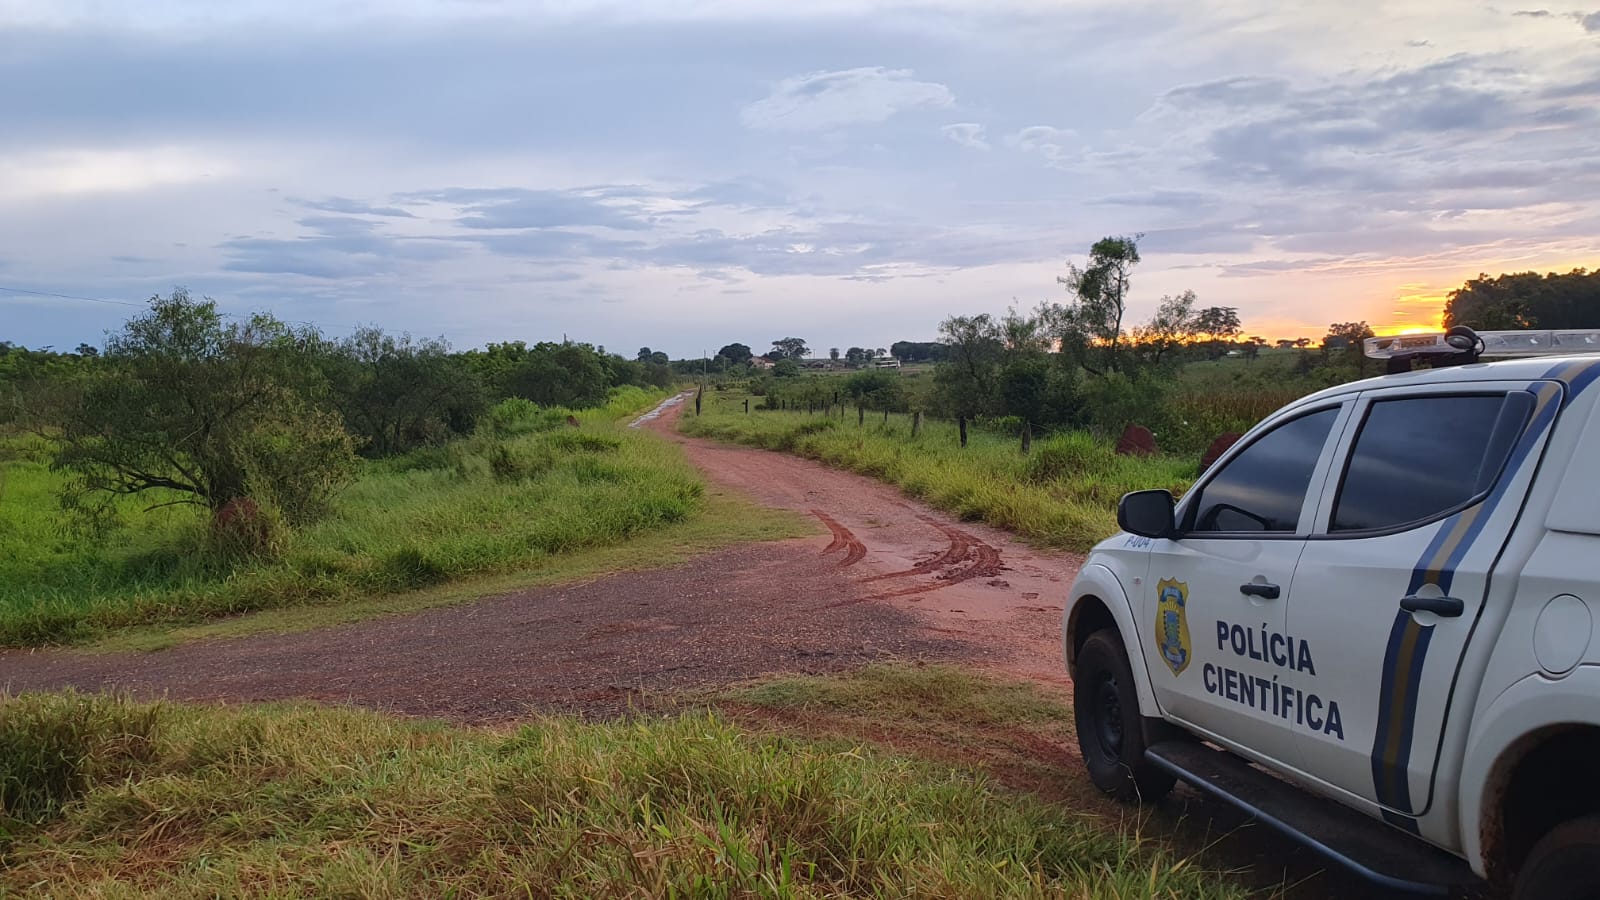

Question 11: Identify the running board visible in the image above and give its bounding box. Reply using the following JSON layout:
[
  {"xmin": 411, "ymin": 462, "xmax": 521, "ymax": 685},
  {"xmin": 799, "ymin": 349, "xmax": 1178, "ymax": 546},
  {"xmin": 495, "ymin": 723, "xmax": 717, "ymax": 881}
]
[{"xmin": 1145, "ymin": 741, "xmax": 1480, "ymax": 896}]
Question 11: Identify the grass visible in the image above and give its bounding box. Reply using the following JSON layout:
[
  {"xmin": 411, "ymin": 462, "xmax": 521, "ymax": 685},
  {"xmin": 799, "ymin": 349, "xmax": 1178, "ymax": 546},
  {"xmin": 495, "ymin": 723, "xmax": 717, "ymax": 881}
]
[
  {"xmin": 682, "ymin": 392, "xmax": 1196, "ymax": 551},
  {"xmin": 0, "ymin": 388, "xmax": 808, "ymax": 649},
  {"xmin": 0, "ymin": 672, "xmax": 1250, "ymax": 898}
]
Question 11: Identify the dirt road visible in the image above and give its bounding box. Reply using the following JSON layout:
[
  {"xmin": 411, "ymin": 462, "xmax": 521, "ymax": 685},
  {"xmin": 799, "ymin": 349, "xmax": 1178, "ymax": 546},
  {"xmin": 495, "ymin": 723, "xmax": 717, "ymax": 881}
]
[{"xmin": 0, "ymin": 397, "xmax": 1074, "ymax": 718}]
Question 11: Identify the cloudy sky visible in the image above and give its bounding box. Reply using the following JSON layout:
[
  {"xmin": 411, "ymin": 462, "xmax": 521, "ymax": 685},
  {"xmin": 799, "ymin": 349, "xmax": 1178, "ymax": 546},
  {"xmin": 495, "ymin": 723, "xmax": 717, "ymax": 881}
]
[{"xmin": 3, "ymin": 0, "xmax": 1598, "ymax": 355}]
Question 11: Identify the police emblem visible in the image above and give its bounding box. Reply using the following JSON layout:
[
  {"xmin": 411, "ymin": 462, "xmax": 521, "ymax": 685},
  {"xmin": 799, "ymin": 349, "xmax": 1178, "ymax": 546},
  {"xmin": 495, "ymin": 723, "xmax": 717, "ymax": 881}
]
[{"xmin": 1154, "ymin": 578, "xmax": 1191, "ymax": 676}]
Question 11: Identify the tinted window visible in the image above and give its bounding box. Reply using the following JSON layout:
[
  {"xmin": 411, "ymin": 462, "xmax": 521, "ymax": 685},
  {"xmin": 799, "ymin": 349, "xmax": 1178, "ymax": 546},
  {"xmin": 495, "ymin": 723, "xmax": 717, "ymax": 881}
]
[
  {"xmin": 1331, "ymin": 394, "xmax": 1527, "ymax": 532},
  {"xmin": 1188, "ymin": 408, "xmax": 1339, "ymax": 534}
]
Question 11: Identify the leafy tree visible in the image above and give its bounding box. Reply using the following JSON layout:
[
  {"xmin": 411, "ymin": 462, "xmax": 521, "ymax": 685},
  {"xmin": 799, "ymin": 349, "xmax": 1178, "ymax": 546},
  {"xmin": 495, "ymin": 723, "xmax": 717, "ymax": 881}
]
[
  {"xmin": 1131, "ymin": 290, "xmax": 1197, "ymax": 365},
  {"xmin": 769, "ymin": 337, "xmax": 809, "ymax": 360},
  {"xmin": 875, "ymin": 347, "xmax": 887, "ymax": 359},
  {"xmin": 636, "ymin": 347, "xmax": 654, "ymax": 362},
  {"xmin": 505, "ymin": 342, "xmax": 612, "ymax": 408},
  {"xmin": 829, "ymin": 347, "xmax": 841, "ymax": 362},
  {"xmin": 74, "ymin": 344, "xmax": 99, "ymax": 358},
  {"xmin": 889, "ymin": 341, "xmax": 947, "ymax": 362},
  {"xmin": 1323, "ymin": 321, "xmax": 1376, "ymax": 374},
  {"xmin": 932, "ymin": 314, "xmax": 1004, "ymax": 418},
  {"xmin": 1194, "ymin": 306, "xmax": 1242, "ymax": 342},
  {"xmin": 318, "ymin": 327, "xmax": 485, "ymax": 457},
  {"xmin": 843, "ymin": 369, "xmax": 906, "ymax": 410},
  {"xmin": 716, "ymin": 343, "xmax": 753, "ymax": 365},
  {"xmin": 47, "ymin": 290, "xmax": 358, "ymax": 529},
  {"xmin": 649, "ymin": 351, "xmax": 669, "ymax": 366},
  {"xmin": 1444, "ymin": 269, "xmax": 1600, "ymax": 330},
  {"xmin": 772, "ymin": 357, "xmax": 801, "ymax": 377},
  {"xmin": 1052, "ymin": 234, "xmax": 1142, "ymax": 375},
  {"xmin": 845, "ymin": 347, "xmax": 867, "ymax": 366}
]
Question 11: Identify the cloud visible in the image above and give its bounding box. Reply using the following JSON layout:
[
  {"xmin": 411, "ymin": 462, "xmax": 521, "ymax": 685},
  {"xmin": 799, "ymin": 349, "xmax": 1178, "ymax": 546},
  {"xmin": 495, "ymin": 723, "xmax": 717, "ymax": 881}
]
[
  {"xmin": 1585, "ymin": 11, "xmax": 1600, "ymax": 31},
  {"xmin": 740, "ymin": 67, "xmax": 954, "ymax": 132},
  {"xmin": 407, "ymin": 187, "xmax": 655, "ymax": 230},
  {"xmin": 294, "ymin": 196, "xmax": 417, "ymax": 217},
  {"xmin": 218, "ymin": 216, "xmax": 458, "ymax": 279},
  {"xmin": 941, "ymin": 122, "xmax": 989, "ymax": 150},
  {"xmin": 1004, "ymin": 125, "xmax": 1077, "ymax": 167},
  {"xmin": 1513, "ymin": 9, "xmax": 1552, "ymax": 17}
]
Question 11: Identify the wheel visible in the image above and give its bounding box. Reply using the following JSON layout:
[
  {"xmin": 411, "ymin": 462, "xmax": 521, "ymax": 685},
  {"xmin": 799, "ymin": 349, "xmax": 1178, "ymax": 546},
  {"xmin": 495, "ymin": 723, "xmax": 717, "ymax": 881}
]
[
  {"xmin": 1073, "ymin": 628, "xmax": 1176, "ymax": 802},
  {"xmin": 1515, "ymin": 814, "xmax": 1600, "ymax": 900}
]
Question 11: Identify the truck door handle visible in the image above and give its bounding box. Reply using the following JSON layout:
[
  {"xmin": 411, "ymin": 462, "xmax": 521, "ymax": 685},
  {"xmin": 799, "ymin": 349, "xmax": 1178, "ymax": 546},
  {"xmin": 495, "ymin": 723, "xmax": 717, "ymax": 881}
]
[
  {"xmin": 1400, "ymin": 595, "xmax": 1464, "ymax": 617},
  {"xmin": 1239, "ymin": 583, "xmax": 1280, "ymax": 599}
]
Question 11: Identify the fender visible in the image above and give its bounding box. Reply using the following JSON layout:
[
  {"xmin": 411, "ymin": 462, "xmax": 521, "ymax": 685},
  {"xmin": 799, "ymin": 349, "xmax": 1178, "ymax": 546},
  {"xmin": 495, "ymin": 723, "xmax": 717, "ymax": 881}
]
[
  {"xmin": 1458, "ymin": 665, "xmax": 1600, "ymax": 878},
  {"xmin": 1065, "ymin": 562, "xmax": 1163, "ymax": 719}
]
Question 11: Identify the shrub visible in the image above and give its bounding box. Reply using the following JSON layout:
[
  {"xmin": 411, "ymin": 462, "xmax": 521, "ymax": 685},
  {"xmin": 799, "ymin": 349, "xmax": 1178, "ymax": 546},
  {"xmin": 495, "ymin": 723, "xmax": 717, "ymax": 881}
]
[{"xmin": 1024, "ymin": 432, "xmax": 1116, "ymax": 482}]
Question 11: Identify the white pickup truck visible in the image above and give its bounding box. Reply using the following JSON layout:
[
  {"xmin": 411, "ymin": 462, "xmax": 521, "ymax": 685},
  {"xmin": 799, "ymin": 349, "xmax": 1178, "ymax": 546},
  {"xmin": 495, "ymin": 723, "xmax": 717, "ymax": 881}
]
[{"xmin": 1063, "ymin": 327, "xmax": 1600, "ymax": 898}]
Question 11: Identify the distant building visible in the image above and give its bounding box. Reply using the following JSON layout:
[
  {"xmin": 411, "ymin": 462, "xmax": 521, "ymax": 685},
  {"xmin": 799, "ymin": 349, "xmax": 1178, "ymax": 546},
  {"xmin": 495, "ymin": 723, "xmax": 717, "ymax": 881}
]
[
  {"xmin": 750, "ymin": 356, "xmax": 776, "ymax": 369},
  {"xmin": 873, "ymin": 357, "xmax": 902, "ymax": 368}
]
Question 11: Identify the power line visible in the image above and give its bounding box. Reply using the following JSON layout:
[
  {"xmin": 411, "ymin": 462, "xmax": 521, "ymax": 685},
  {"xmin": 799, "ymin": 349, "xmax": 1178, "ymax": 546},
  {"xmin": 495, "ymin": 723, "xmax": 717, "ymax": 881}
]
[{"xmin": 0, "ymin": 285, "xmax": 143, "ymax": 307}]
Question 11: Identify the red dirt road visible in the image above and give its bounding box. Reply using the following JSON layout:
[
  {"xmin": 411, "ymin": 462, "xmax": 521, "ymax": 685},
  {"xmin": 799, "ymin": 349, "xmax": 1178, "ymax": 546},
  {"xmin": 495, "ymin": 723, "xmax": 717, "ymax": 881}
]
[{"xmin": 0, "ymin": 396, "xmax": 1075, "ymax": 718}]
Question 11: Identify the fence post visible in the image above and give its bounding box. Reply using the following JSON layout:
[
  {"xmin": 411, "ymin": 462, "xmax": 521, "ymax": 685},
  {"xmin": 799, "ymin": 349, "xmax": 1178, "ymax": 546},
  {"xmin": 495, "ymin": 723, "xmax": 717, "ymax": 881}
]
[
  {"xmin": 883, "ymin": 409, "xmax": 889, "ymax": 424},
  {"xmin": 958, "ymin": 416, "xmax": 968, "ymax": 448},
  {"xmin": 858, "ymin": 405, "xmax": 865, "ymax": 426},
  {"xmin": 744, "ymin": 398, "xmax": 749, "ymax": 414},
  {"xmin": 1021, "ymin": 420, "xmax": 1032, "ymax": 455},
  {"xmin": 912, "ymin": 411, "xmax": 922, "ymax": 438},
  {"xmin": 695, "ymin": 386, "xmax": 702, "ymax": 416}
]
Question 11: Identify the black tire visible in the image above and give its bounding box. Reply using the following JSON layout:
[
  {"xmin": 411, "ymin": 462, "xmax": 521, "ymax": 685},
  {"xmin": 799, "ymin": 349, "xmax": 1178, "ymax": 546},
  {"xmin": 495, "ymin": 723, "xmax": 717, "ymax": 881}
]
[
  {"xmin": 1515, "ymin": 814, "xmax": 1600, "ymax": 900},
  {"xmin": 1073, "ymin": 628, "xmax": 1176, "ymax": 803}
]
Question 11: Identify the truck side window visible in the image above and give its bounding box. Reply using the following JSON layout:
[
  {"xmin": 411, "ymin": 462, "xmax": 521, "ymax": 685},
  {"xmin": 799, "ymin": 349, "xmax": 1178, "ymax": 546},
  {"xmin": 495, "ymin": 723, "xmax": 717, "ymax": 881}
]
[
  {"xmin": 1330, "ymin": 393, "xmax": 1529, "ymax": 533},
  {"xmin": 1187, "ymin": 408, "xmax": 1339, "ymax": 534}
]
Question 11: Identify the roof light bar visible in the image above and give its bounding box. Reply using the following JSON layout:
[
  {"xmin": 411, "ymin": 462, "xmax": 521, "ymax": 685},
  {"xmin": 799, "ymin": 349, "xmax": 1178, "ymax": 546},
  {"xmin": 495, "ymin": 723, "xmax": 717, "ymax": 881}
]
[{"xmin": 1364, "ymin": 329, "xmax": 1600, "ymax": 360}]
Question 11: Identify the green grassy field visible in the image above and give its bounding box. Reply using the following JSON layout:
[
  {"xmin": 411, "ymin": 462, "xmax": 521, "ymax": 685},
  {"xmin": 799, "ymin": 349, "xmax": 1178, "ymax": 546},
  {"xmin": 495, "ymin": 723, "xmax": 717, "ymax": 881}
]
[
  {"xmin": 0, "ymin": 388, "xmax": 807, "ymax": 649},
  {"xmin": 0, "ymin": 668, "xmax": 1249, "ymax": 898},
  {"xmin": 682, "ymin": 392, "xmax": 1196, "ymax": 551}
]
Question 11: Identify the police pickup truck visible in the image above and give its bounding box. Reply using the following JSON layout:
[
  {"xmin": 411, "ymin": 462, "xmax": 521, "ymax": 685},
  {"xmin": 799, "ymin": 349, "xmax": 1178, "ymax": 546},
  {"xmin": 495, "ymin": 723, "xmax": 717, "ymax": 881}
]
[{"xmin": 1063, "ymin": 327, "xmax": 1600, "ymax": 898}]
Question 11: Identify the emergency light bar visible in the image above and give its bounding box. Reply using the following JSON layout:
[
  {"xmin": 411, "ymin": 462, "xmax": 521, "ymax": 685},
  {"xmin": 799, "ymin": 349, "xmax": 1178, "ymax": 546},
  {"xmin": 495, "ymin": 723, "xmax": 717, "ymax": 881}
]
[{"xmin": 1364, "ymin": 329, "xmax": 1600, "ymax": 360}]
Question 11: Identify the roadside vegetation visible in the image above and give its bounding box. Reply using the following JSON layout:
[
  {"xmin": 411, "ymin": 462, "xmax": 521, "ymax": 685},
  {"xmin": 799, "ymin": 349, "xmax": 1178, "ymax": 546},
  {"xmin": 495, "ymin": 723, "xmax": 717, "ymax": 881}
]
[
  {"xmin": 0, "ymin": 291, "xmax": 779, "ymax": 649},
  {"xmin": 0, "ymin": 670, "xmax": 1250, "ymax": 899},
  {"xmin": 684, "ymin": 392, "xmax": 1192, "ymax": 551}
]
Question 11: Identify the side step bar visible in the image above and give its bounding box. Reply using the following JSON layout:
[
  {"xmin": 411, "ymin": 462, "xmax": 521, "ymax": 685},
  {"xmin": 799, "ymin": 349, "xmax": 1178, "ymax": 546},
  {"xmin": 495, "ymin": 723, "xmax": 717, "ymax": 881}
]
[{"xmin": 1145, "ymin": 741, "xmax": 1481, "ymax": 896}]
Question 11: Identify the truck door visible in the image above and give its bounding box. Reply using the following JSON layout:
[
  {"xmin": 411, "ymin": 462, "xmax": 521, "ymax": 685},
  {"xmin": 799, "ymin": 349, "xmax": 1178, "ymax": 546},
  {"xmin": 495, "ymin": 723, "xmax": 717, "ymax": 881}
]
[
  {"xmin": 1142, "ymin": 402, "xmax": 1349, "ymax": 767},
  {"xmin": 1286, "ymin": 381, "xmax": 1558, "ymax": 832}
]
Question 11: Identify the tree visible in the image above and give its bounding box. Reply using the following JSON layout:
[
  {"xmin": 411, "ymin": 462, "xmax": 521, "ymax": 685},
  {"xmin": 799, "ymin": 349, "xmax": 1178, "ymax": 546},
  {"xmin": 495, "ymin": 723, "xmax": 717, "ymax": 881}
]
[
  {"xmin": 636, "ymin": 347, "xmax": 654, "ymax": 362},
  {"xmin": 875, "ymin": 347, "xmax": 887, "ymax": 359},
  {"xmin": 843, "ymin": 369, "xmax": 906, "ymax": 410},
  {"xmin": 769, "ymin": 337, "xmax": 809, "ymax": 360},
  {"xmin": 1194, "ymin": 306, "xmax": 1243, "ymax": 342},
  {"xmin": 505, "ymin": 342, "xmax": 612, "ymax": 408},
  {"xmin": 1443, "ymin": 269, "xmax": 1600, "ymax": 330},
  {"xmin": 1053, "ymin": 234, "xmax": 1142, "ymax": 374},
  {"xmin": 1131, "ymin": 290, "xmax": 1198, "ymax": 365},
  {"xmin": 932, "ymin": 314, "xmax": 1004, "ymax": 418},
  {"xmin": 649, "ymin": 351, "xmax": 669, "ymax": 366},
  {"xmin": 829, "ymin": 347, "xmax": 841, "ymax": 363},
  {"xmin": 772, "ymin": 357, "xmax": 801, "ymax": 377},
  {"xmin": 1323, "ymin": 321, "xmax": 1376, "ymax": 375},
  {"xmin": 890, "ymin": 341, "xmax": 947, "ymax": 362},
  {"xmin": 48, "ymin": 290, "xmax": 359, "ymax": 530},
  {"xmin": 716, "ymin": 343, "xmax": 753, "ymax": 366},
  {"xmin": 317, "ymin": 327, "xmax": 485, "ymax": 457},
  {"xmin": 845, "ymin": 347, "xmax": 868, "ymax": 366},
  {"xmin": 74, "ymin": 343, "xmax": 99, "ymax": 358}
]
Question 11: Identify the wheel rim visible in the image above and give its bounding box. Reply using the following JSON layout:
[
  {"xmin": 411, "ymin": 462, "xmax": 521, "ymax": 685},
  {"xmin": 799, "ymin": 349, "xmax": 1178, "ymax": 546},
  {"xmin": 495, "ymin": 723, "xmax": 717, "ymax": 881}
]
[{"xmin": 1094, "ymin": 674, "xmax": 1124, "ymax": 760}]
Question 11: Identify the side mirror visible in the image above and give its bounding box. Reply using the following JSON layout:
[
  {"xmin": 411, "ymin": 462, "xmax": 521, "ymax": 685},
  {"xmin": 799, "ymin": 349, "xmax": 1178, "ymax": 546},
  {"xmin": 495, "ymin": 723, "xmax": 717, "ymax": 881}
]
[{"xmin": 1118, "ymin": 489, "xmax": 1175, "ymax": 539}]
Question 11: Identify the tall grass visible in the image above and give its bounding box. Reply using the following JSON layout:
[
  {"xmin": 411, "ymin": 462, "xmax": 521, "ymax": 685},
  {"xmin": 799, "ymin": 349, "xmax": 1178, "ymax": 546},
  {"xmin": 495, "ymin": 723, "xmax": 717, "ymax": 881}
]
[
  {"xmin": 0, "ymin": 388, "xmax": 697, "ymax": 647},
  {"xmin": 0, "ymin": 688, "xmax": 1248, "ymax": 898},
  {"xmin": 683, "ymin": 394, "xmax": 1194, "ymax": 551}
]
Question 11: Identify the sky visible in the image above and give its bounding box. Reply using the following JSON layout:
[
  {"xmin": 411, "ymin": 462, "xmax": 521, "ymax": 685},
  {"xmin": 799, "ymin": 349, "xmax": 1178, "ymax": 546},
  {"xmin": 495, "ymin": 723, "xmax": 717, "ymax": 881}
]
[{"xmin": 2, "ymin": 0, "xmax": 1598, "ymax": 357}]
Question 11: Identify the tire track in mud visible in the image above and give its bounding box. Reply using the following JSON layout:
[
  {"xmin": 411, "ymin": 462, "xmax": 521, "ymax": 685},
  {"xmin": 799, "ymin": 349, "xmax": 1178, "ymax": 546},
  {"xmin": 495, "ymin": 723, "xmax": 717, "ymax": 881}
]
[
  {"xmin": 811, "ymin": 510, "xmax": 867, "ymax": 569},
  {"xmin": 817, "ymin": 515, "xmax": 1007, "ymax": 607}
]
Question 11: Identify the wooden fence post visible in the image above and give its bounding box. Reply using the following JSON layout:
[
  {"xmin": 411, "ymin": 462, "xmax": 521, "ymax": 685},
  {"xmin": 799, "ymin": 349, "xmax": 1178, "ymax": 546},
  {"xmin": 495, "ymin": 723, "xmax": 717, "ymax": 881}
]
[
  {"xmin": 958, "ymin": 416, "xmax": 968, "ymax": 448},
  {"xmin": 883, "ymin": 409, "xmax": 889, "ymax": 424},
  {"xmin": 1021, "ymin": 420, "xmax": 1032, "ymax": 455},
  {"xmin": 695, "ymin": 387, "xmax": 702, "ymax": 416},
  {"xmin": 858, "ymin": 405, "xmax": 865, "ymax": 426},
  {"xmin": 744, "ymin": 398, "xmax": 749, "ymax": 413},
  {"xmin": 912, "ymin": 411, "xmax": 922, "ymax": 438}
]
